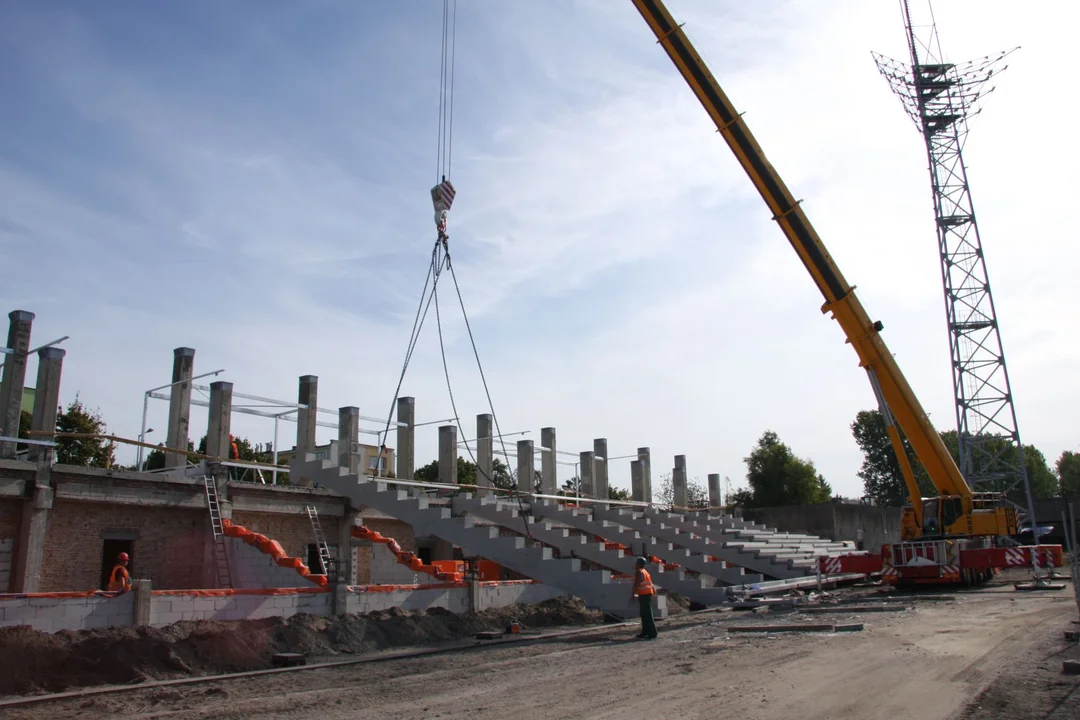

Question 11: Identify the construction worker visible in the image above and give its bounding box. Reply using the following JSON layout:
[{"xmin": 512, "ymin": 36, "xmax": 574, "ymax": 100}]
[
  {"xmin": 107, "ymin": 552, "xmax": 132, "ymax": 593},
  {"xmin": 631, "ymin": 556, "xmax": 658, "ymax": 639}
]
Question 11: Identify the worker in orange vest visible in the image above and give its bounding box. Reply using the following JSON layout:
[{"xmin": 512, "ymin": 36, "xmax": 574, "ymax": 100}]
[
  {"xmin": 107, "ymin": 552, "xmax": 132, "ymax": 593},
  {"xmin": 631, "ymin": 556, "xmax": 658, "ymax": 639}
]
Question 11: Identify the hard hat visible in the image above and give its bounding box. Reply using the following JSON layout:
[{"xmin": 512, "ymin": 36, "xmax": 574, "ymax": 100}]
[
  {"xmin": 635, "ymin": 556, "xmax": 648, "ymax": 567},
  {"xmin": 118, "ymin": 552, "xmax": 129, "ymax": 562}
]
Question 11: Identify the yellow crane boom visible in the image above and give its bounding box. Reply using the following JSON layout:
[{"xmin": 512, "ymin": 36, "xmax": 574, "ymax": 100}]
[{"xmin": 629, "ymin": 0, "xmax": 1014, "ymax": 539}]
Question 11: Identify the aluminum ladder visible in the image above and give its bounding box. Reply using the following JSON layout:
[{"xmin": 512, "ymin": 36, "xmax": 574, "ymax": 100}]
[
  {"xmin": 203, "ymin": 475, "xmax": 233, "ymax": 588},
  {"xmin": 306, "ymin": 505, "xmax": 334, "ymax": 580}
]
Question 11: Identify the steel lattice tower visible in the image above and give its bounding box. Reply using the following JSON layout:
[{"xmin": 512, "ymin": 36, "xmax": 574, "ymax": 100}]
[{"xmin": 872, "ymin": 1, "xmax": 1031, "ymax": 504}]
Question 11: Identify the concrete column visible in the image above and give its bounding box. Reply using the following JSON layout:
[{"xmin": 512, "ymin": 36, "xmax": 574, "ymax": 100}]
[
  {"xmin": 638, "ymin": 447, "xmax": 653, "ymax": 504},
  {"xmin": 396, "ymin": 397, "xmax": 415, "ymax": 480},
  {"xmin": 673, "ymin": 455, "xmax": 688, "ymax": 509},
  {"xmin": 477, "ymin": 413, "xmax": 494, "ymax": 493},
  {"xmin": 517, "ymin": 440, "xmax": 535, "ymax": 494},
  {"xmin": 631, "ymin": 460, "xmax": 644, "ymax": 502},
  {"xmin": 164, "ymin": 347, "xmax": 195, "ymax": 469},
  {"xmin": 579, "ymin": 451, "xmax": 595, "ymax": 497},
  {"xmin": 205, "ymin": 381, "xmax": 233, "ymax": 461},
  {"xmin": 132, "ymin": 579, "xmax": 153, "ymax": 626},
  {"xmin": 338, "ymin": 407, "xmax": 360, "ymax": 474},
  {"xmin": 28, "ymin": 347, "xmax": 64, "ymax": 462},
  {"xmin": 11, "ymin": 473, "xmax": 52, "ymax": 593},
  {"xmin": 593, "ymin": 438, "xmax": 609, "ymax": 500},
  {"xmin": 439, "ymin": 425, "xmax": 458, "ymax": 484},
  {"xmin": 708, "ymin": 473, "xmax": 721, "ymax": 509},
  {"xmin": 0, "ymin": 310, "xmax": 33, "ymax": 458},
  {"xmin": 333, "ymin": 509, "xmax": 359, "ymax": 615},
  {"xmin": 296, "ymin": 375, "xmax": 318, "ymax": 459},
  {"xmin": 540, "ymin": 427, "xmax": 557, "ymax": 495}
]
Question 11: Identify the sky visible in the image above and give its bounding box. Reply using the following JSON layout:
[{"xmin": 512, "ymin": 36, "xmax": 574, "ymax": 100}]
[{"xmin": 1, "ymin": 0, "xmax": 1076, "ymax": 499}]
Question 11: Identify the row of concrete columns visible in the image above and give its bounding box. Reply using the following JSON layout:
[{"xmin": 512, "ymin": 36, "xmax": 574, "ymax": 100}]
[{"xmin": 0, "ymin": 311, "xmax": 66, "ymax": 462}]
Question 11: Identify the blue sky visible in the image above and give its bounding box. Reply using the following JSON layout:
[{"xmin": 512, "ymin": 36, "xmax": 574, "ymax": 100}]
[{"xmin": 1, "ymin": 1, "xmax": 1076, "ymax": 498}]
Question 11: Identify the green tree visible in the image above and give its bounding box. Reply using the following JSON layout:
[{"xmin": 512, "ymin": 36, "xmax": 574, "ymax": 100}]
[
  {"xmin": 55, "ymin": 396, "xmax": 115, "ymax": 468},
  {"xmin": 1058, "ymin": 451, "xmax": 1080, "ymax": 496},
  {"xmin": 740, "ymin": 430, "xmax": 831, "ymax": 508},
  {"xmin": 851, "ymin": 409, "xmax": 934, "ymax": 506},
  {"xmin": 654, "ymin": 473, "xmax": 710, "ymax": 510},
  {"xmin": 608, "ymin": 486, "xmax": 632, "ymax": 502},
  {"xmin": 414, "ymin": 457, "xmax": 512, "ymax": 490}
]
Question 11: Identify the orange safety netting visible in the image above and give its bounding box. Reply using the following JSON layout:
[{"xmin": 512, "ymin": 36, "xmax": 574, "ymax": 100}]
[
  {"xmin": 221, "ymin": 518, "xmax": 328, "ymax": 587},
  {"xmin": 351, "ymin": 525, "xmax": 464, "ymax": 583}
]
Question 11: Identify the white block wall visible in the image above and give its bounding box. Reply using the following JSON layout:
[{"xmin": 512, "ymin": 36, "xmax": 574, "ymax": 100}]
[
  {"xmin": 0, "ymin": 592, "xmax": 134, "ymax": 633},
  {"xmin": 370, "ymin": 543, "xmax": 426, "ymax": 585},
  {"xmin": 0, "ymin": 582, "xmax": 566, "ymax": 634},
  {"xmin": 149, "ymin": 591, "xmax": 332, "ymax": 625},
  {"xmin": 0, "ymin": 538, "xmax": 13, "ymax": 591},
  {"xmin": 228, "ymin": 537, "xmax": 321, "ymax": 590}
]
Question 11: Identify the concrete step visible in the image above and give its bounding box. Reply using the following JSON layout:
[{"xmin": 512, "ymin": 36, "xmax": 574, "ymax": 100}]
[
  {"xmin": 593, "ymin": 504, "xmax": 811, "ymax": 580},
  {"xmin": 293, "ymin": 457, "xmax": 662, "ymax": 619},
  {"xmin": 455, "ymin": 496, "xmax": 734, "ymax": 606},
  {"xmin": 535, "ymin": 501, "xmax": 781, "ymax": 581}
]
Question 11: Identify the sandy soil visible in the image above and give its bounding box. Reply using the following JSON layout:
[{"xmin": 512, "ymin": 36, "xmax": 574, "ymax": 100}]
[{"xmin": 4, "ymin": 578, "xmax": 1078, "ymax": 720}]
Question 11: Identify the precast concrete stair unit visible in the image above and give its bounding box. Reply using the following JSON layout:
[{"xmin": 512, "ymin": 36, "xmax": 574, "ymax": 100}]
[
  {"xmin": 454, "ymin": 496, "xmax": 737, "ymax": 606},
  {"xmin": 527, "ymin": 499, "xmax": 764, "ymax": 586},
  {"xmin": 644, "ymin": 508, "xmax": 855, "ymax": 559},
  {"xmin": 292, "ymin": 457, "xmax": 651, "ymax": 618},
  {"xmin": 590, "ymin": 505, "xmax": 814, "ymax": 580}
]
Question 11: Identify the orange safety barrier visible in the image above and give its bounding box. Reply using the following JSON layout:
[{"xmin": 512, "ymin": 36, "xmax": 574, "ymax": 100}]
[
  {"xmin": 351, "ymin": 525, "xmax": 464, "ymax": 583},
  {"xmin": 152, "ymin": 586, "xmax": 329, "ymax": 596},
  {"xmin": 222, "ymin": 518, "xmax": 328, "ymax": 587}
]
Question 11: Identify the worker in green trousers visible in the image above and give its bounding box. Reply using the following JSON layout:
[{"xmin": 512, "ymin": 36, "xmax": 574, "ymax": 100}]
[{"xmin": 632, "ymin": 557, "xmax": 658, "ymax": 639}]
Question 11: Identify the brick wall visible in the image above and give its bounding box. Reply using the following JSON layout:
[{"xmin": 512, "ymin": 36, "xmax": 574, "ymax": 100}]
[
  {"xmin": 39, "ymin": 501, "xmax": 209, "ymax": 592},
  {"xmin": 354, "ymin": 517, "xmax": 415, "ymax": 585},
  {"xmin": 230, "ymin": 510, "xmax": 341, "ymax": 562},
  {"xmin": 0, "ymin": 538, "xmax": 12, "ymax": 591},
  {"xmin": 0, "ymin": 498, "xmax": 21, "ymax": 539},
  {"xmin": 227, "ymin": 536, "xmax": 322, "ymax": 590}
]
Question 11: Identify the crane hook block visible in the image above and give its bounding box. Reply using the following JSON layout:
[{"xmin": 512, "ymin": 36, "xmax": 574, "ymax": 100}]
[{"xmin": 431, "ymin": 180, "xmax": 456, "ymax": 239}]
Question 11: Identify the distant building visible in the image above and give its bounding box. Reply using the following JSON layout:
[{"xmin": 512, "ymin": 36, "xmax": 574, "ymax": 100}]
[{"xmin": 277, "ymin": 440, "xmax": 395, "ymax": 477}]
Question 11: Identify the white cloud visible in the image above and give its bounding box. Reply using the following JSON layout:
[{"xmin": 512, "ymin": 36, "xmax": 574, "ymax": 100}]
[{"xmin": 1, "ymin": 0, "xmax": 1077, "ymax": 500}]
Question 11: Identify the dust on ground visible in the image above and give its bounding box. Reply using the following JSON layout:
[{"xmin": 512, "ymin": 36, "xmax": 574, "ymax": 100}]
[
  {"xmin": 4, "ymin": 571, "xmax": 1077, "ymax": 720},
  {"xmin": 0, "ymin": 596, "xmax": 601, "ymax": 697}
]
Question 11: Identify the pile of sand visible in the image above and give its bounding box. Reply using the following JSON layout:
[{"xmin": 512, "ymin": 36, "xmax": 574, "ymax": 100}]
[{"xmin": 0, "ymin": 597, "xmax": 602, "ymax": 697}]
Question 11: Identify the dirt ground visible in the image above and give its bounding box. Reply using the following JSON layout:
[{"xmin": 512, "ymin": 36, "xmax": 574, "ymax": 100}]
[{"xmin": 2, "ymin": 575, "xmax": 1078, "ymax": 720}]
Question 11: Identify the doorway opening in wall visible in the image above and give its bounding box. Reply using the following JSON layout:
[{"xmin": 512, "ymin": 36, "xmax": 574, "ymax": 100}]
[
  {"xmin": 100, "ymin": 538, "xmax": 133, "ymax": 590},
  {"xmin": 306, "ymin": 544, "xmax": 324, "ymax": 574},
  {"xmin": 416, "ymin": 546, "xmax": 432, "ymax": 565}
]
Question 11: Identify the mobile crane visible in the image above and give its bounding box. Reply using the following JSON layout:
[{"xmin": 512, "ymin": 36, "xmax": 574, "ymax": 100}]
[{"xmin": 629, "ymin": 0, "xmax": 1062, "ymax": 584}]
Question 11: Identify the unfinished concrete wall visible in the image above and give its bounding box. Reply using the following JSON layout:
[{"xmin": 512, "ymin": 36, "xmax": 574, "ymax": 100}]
[
  {"xmin": 0, "ymin": 592, "xmax": 135, "ymax": 633},
  {"xmin": 39, "ymin": 501, "xmax": 209, "ymax": 592},
  {"xmin": 152, "ymin": 590, "xmax": 332, "ymax": 625},
  {"xmin": 369, "ymin": 543, "xmax": 424, "ymax": 585},
  {"xmin": 741, "ymin": 503, "xmax": 902, "ymax": 552}
]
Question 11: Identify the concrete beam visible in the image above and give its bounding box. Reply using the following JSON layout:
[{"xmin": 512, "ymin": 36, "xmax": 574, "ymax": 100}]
[
  {"xmin": 708, "ymin": 473, "xmax": 721, "ymax": 508},
  {"xmin": 593, "ymin": 438, "xmax": 608, "ymax": 500},
  {"xmin": 439, "ymin": 425, "xmax": 458, "ymax": 484},
  {"xmin": 338, "ymin": 407, "xmax": 360, "ymax": 474},
  {"xmin": 164, "ymin": 347, "xmax": 196, "ymax": 469},
  {"xmin": 0, "ymin": 310, "xmax": 33, "ymax": 458},
  {"xmin": 205, "ymin": 381, "xmax": 233, "ymax": 459},
  {"xmin": 477, "ymin": 414, "xmax": 493, "ymax": 493},
  {"xmin": 673, "ymin": 455, "xmax": 687, "ymax": 509},
  {"xmin": 540, "ymin": 427, "xmax": 557, "ymax": 495},
  {"xmin": 631, "ymin": 459, "xmax": 644, "ymax": 502},
  {"xmin": 517, "ymin": 439, "xmax": 534, "ymax": 494},
  {"xmin": 579, "ymin": 451, "xmax": 595, "ymax": 497},
  {"xmin": 28, "ymin": 347, "xmax": 64, "ymax": 462},
  {"xmin": 396, "ymin": 397, "xmax": 415, "ymax": 480},
  {"xmin": 638, "ymin": 447, "xmax": 652, "ymax": 503},
  {"xmin": 296, "ymin": 375, "xmax": 318, "ymax": 458}
]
